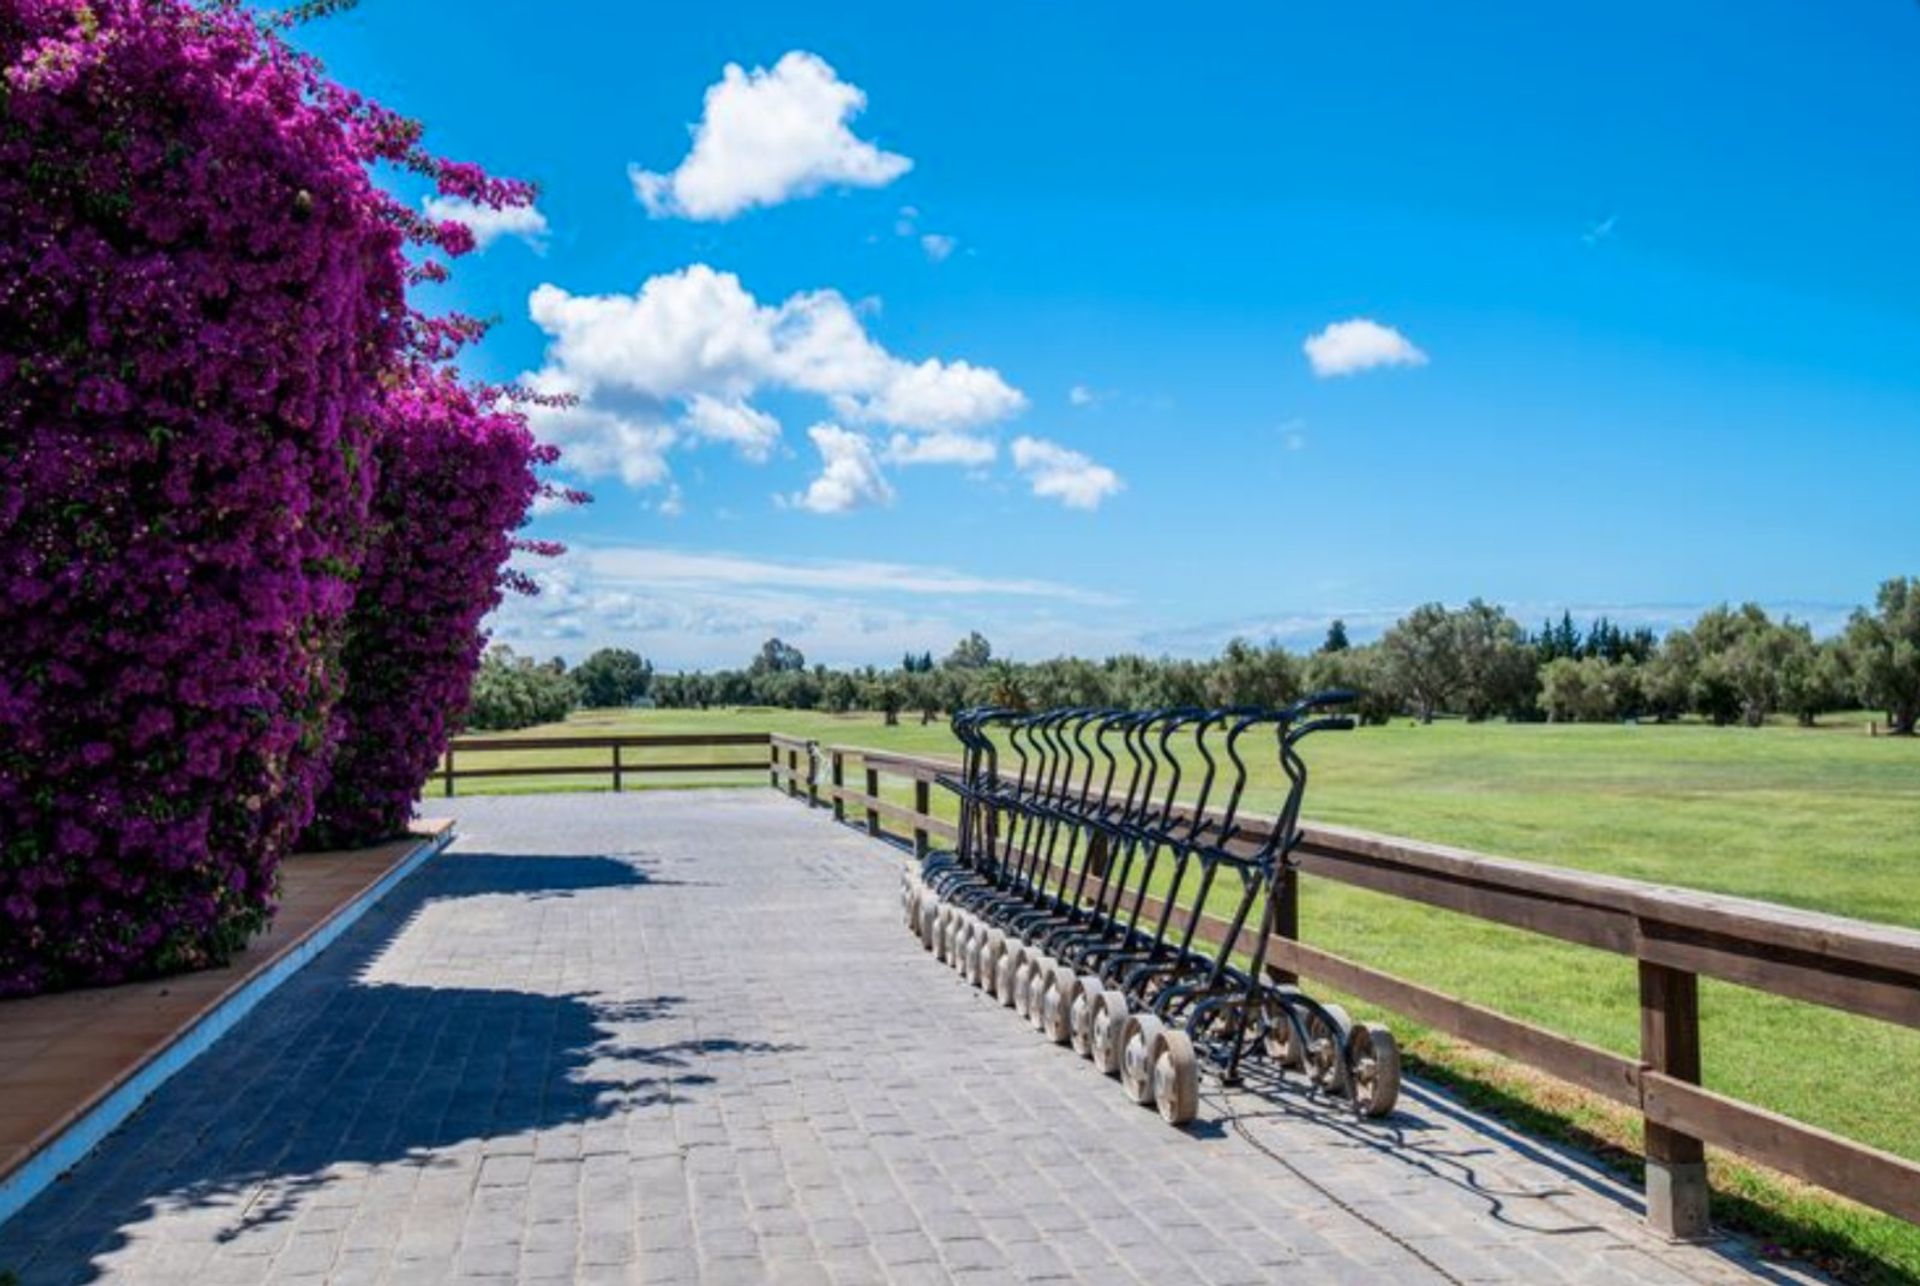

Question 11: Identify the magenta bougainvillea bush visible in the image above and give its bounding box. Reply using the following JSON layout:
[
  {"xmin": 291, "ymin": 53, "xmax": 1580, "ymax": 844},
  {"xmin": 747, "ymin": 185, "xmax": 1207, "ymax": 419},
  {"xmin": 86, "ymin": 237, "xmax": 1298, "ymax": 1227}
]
[
  {"xmin": 0, "ymin": 0, "xmax": 548, "ymax": 996},
  {"xmin": 302, "ymin": 373, "xmax": 560, "ymax": 850}
]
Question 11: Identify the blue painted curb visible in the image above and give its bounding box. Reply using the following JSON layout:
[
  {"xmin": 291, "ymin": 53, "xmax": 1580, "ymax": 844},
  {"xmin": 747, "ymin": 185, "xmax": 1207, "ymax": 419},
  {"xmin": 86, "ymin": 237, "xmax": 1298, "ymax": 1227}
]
[{"xmin": 0, "ymin": 824, "xmax": 456, "ymax": 1228}]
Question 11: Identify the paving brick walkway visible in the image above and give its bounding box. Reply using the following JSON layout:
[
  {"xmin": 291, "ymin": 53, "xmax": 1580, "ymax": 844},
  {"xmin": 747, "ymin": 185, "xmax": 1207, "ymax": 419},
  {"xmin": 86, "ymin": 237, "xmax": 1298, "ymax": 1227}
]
[{"xmin": 0, "ymin": 792, "xmax": 1816, "ymax": 1284}]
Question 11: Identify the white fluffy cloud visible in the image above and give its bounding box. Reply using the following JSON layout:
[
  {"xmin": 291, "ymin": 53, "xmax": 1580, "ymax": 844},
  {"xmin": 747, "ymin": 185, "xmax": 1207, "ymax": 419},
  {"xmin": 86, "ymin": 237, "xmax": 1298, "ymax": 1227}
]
[
  {"xmin": 678, "ymin": 394, "xmax": 781, "ymax": 462},
  {"xmin": 830, "ymin": 356, "xmax": 1024, "ymax": 431},
  {"xmin": 792, "ymin": 424, "xmax": 895, "ymax": 513},
  {"xmin": 1068, "ymin": 384, "xmax": 1097, "ymax": 407},
  {"xmin": 527, "ymin": 268, "xmax": 771, "ymax": 400},
  {"xmin": 883, "ymin": 431, "xmax": 996, "ymax": 467},
  {"xmin": 524, "ymin": 264, "xmax": 1025, "ymax": 492},
  {"xmin": 1303, "ymin": 318, "xmax": 1428, "ymax": 377},
  {"xmin": 522, "ymin": 399, "xmax": 675, "ymax": 489},
  {"xmin": 630, "ymin": 52, "xmax": 911, "ymax": 220},
  {"xmin": 1010, "ymin": 436, "xmax": 1123, "ymax": 510},
  {"xmin": 422, "ymin": 195, "xmax": 550, "ymax": 251}
]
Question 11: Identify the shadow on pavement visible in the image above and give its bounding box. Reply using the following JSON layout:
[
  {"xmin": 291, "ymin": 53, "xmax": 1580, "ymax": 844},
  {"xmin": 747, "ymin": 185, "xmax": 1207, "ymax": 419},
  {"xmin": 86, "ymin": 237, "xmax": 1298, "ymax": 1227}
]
[{"xmin": 0, "ymin": 849, "xmax": 790, "ymax": 1285}]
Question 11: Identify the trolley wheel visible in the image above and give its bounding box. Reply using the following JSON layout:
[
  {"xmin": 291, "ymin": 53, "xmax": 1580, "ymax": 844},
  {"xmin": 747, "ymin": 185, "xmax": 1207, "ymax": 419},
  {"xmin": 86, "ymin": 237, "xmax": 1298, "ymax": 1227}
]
[
  {"xmin": 918, "ymin": 901, "xmax": 939, "ymax": 951},
  {"xmin": 1347, "ymin": 1023, "xmax": 1401, "ymax": 1119},
  {"xmin": 1262, "ymin": 991, "xmax": 1306, "ymax": 1069},
  {"xmin": 1018, "ymin": 954, "xmax": 1053, "ymax": 1025},
  {"xmin": 1012, "ymin": 951, "xmax": 1038, "ymax": 1018},
  {"xmin": 997, "ymin": 944, "xmax": 1024, "ymax": 1008},
  {"xmin": 950, "ymin": 915, "xmax": 972, "ymax": 970},
  {"xmin": 1091, "ymin": 991, "xmax": 1130, "ymax": 1076},
  {"xmin": 1119, "ymin": 1013, "xmax": 1165, "ymax": 1105},
  {"xmin": 1020, "ymin": 954, "xmax": 1049, "ymax": 1025},
  {"xmin": 1042, "ymin": 965, "xmax": 1077, "ymax": 1045},
  {"xmin": 1153, "ymin": 1029, "xmax": 1201, "ymax": 1126},
  {"xmin": 1069, "ymin": 976, "xmax": 1105, "ymax": 1058},
  {"xmin": 1305, "ymin": 1003, "xmax": 1353, "ymax": 1092},
  {"xmin": 1029, "ymin": 956, "xmax": 1062, "ymax": 1032},
  {"xmin": 982, "ymin": 931, "xmax": 1007, "ymax": 997}
]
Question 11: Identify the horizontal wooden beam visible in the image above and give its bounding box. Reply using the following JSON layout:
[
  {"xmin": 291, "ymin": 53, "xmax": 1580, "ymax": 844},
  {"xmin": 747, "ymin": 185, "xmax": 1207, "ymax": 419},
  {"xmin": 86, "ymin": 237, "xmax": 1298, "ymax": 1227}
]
[
  {"xmin": 820, "ymin": 785, "xmax": 958, "ymax": 842},
  {"xmin": 1638, "ymin": 919, "xmax": 1920, "ymax": 1031},
  {"xmin": 1291, "ymin": 837, "xmax": 1637, "ymax": 955},
  {"xmin": 449, "ymin": 732, "xmax": 770, "ymax": 752},
  {"xmin": 1297, "ymin": 822, "xmax": 1920, "ymax": 986},
  {"xmin": 1266, "ymin": 938, "xmax": 1644, "ymax": 1105},
  {"xmin": 829, "ymin": 747, "xmax": 962, "ymax": 783},
  {"xmin": 1641, "ymin": 1072, "xmax": 1920, "ymax": 1225},
  {"xmin": 448, "ymin": 761, "xmax": 764, "ymax": 780}
]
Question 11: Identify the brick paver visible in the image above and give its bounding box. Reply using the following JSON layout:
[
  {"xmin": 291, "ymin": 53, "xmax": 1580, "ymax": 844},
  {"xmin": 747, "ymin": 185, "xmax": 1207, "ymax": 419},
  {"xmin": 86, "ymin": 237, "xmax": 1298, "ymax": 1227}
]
[{"xmin": 0, "ymin": 792, "xmax": 1819, "ymax": 1284}]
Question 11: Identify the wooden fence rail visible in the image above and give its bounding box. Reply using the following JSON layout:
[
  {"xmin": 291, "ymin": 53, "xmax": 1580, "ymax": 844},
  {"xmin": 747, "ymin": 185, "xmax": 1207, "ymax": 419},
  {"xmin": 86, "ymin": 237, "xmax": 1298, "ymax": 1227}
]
[
  {"xmin": 439, "ymin": 732, "xmax": 769, "ymax": 796},
  {"xmin": 766, "ymin": 733, "xmax": 1920, "ymax": 1240}
]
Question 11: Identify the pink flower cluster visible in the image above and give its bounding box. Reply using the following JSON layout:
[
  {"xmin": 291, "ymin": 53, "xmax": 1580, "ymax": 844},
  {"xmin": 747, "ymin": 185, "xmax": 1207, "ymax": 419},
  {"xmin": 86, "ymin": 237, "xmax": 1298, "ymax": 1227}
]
[
  {"xmin": 0, "ymin": 0, "xmax": 560, "ymax": 996},
  {"xmin": 301, "ymin": 373, "xmax": 545, "ymax": 850}
]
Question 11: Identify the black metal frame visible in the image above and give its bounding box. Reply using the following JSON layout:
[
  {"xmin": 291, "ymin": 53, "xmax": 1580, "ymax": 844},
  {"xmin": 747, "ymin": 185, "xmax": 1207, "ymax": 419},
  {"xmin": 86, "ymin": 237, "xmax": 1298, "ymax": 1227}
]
[{"xmin": 908, "ymin": 691, "xmax": 1398, "ymax": 1123}]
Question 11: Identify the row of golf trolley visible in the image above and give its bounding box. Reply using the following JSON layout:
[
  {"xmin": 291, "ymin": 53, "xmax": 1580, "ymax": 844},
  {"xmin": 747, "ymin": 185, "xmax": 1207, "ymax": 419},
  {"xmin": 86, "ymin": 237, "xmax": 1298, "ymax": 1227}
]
[{"xmin": 899, "ymin": 694, "xmax": 1400, "ymax": 1127}]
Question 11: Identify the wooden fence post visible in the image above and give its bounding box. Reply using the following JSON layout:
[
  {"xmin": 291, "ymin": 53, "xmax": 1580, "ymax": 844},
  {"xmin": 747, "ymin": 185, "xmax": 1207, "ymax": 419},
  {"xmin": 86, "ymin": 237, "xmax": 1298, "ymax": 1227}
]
[
  {"xmin": 1640, "ymin": 960, "xmax": 1710, "ymax": 1240},
  {"xmin": 1269, "ymin": 865, "xmax": 1300, "ymax": 986},
  {"xmin": 443, "ymin": 747, "xmax": 455, "ymax": 798},
  {"xmin": 806, "ymin": 746, "xmax": 820, "ymax": 809},
  {"xmin": 865, "ymin": 766, "xmax": 881, "ymax": 837},
  {"xmin": 788, "ymin": 748, "xmax": 801, "ymax": 799},
  {"xmin": 831, "ymin": 750, "xmax": 845, "ymax": 822},
  {"xmin": 1086, "ymin": 831, "xmax": 1111, "ymax": 879},
  {"xmin": 612, "ymin": 744, "xmax": 623, "ymax": 793},
  {"xmin": 913, "ymin": 778, "xmax": 931, "ymax": 858}
]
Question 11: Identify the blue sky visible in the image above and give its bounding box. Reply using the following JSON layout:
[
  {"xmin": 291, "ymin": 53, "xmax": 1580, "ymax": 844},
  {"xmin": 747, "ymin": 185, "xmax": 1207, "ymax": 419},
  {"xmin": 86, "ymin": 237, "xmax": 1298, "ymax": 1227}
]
[{"xmin": 298, "ymin": 1, "xmax": 1920, "ymax": 668}]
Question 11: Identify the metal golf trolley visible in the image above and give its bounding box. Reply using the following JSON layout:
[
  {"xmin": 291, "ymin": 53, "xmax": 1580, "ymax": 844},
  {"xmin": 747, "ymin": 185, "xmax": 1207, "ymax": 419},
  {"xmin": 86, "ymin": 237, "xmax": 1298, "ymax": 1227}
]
[{"xmin": 899, "ymin": 693, "xmax": 1401, "ymax": 1127}]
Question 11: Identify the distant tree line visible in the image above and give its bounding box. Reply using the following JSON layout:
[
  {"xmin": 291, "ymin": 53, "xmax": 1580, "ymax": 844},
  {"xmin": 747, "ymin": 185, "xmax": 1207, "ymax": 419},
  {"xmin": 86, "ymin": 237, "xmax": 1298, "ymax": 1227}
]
[{"xmin": 461, "ymin": 578, "xmax": 1920, "ymax": 736}]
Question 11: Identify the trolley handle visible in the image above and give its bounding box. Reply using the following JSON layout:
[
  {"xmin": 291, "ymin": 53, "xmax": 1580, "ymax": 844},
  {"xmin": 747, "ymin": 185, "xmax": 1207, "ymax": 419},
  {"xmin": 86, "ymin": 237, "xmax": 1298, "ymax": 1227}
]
[{"xmin": 1291, "ymin": 715, "xmax": 1355, "ymax": 740}]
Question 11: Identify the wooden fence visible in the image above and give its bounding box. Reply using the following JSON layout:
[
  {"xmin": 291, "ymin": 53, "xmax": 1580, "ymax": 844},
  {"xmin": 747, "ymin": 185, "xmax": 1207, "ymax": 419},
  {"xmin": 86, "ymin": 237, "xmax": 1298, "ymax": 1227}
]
[
  {"xmin": 768, "ymin": 732, "xmax": 1920, "ymax": 1240},
  {"xmin": 438, "ymin": 732, "xmax": 770, "ymax": 796}
]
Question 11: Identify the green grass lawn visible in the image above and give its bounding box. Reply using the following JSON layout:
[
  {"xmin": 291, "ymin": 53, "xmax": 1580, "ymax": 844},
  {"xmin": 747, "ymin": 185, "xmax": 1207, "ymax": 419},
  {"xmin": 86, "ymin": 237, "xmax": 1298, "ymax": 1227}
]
[{"xmin": 444, "ymin": 706, "xmax": 1920, "ymax": 1279}]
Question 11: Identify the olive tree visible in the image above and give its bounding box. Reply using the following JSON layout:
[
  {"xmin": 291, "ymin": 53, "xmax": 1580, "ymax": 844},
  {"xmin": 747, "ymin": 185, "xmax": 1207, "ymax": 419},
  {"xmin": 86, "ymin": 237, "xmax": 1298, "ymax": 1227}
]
[
  {"xmin": 1380, "ymin": 603, "xmax": 1461, "ymax": 722},
  {"xmin": 572, "ymin": 647, "xmax": 653, "ymax": 708},
  {"xmin": 1845, "ymin": 577, "xmax": 1920, "ymax": 735},
  {"xmin": 1206, "ymin": 639, "xmax": 1299, "ymax": 708}
]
